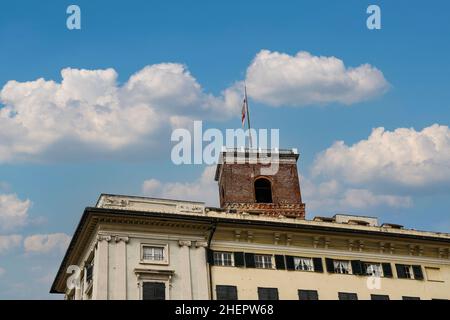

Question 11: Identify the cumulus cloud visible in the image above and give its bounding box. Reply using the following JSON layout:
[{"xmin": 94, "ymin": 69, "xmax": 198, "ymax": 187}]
[
  {"xmin": 0, "ymin": 235, "xmax": 22, "ymax": 254},
  {"xmin": 312, "ymin": 124, "xmax": 450, "ymax": 189},
  {"xmin": 0, "ymin": 51, "xmax": 388, "ymax": 163},
  {"xmin": 301, "ymin": 177, "xmax": 412, "ymax": 214},
  {"xmin": 0, "ymin": 64, "xmax": 240, "ymax": 163},
  {"xmin": 245, "ymin": 50, "xmax": 389, "ymax": 107},
  {"xmin": 23, "ymin": 233, "xmax": 71, "ymax": 254},
  {"xmin": 0, "ymin": 194, "xmax": 31, "ymax": 231},
  {"xmin": 142, "ymin": 166, "xmax": 219, "ymax": 206}
]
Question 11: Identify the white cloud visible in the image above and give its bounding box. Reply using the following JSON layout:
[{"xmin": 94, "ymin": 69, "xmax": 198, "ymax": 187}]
[
  {"xmin": 0, "ymin": 194, "xmax": 31, "ymax": 231},
  {"xmin": 0, "ymin": 51, "xmax": 389, "ymax": 163},
  {"xmin": 142, "ymin": 166, "xmax": 219, "ymax": 206},
  {"xmin": 0, "ymin": 64, "xmax": 239, "ymax": 163},
  {"xmin": 246, "ymin": 50, "xmax": 389, "ymax": 107},
  {"xmin": 0, "ymin": 235, "xmax": 22, "ymax": 254},
  {"xmin": 301, "ymin": 177, "xmax": 412, "ymax": 214},
  {"xmin": 23, "ymin": 233, "xmax": 71, "ymax": 254},
  {"xmin": 312, "ymin": 124, "xmax": 450, "ymax": 189}
]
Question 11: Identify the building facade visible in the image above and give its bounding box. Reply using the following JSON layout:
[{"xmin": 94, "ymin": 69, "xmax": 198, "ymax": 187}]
[{"xmin": 51, "ymin": 149, "xmax": 450, "ymax": 300}]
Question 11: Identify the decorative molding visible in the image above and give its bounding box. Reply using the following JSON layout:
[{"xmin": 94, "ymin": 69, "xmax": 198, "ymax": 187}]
[
  {"xmin": 286, "ymin": 234, "xmax": 292, "ymax": 246},
  {"xmin": 114, "ymin": 235, "xmax": 129, "ymax": 243},
  {"xmin": 178, "ymin": 240, "xmax": 192, "ymax": 247},
  {"xmin": 274, "ymin": 233, "xmax": 280, "ymax": 245},
  {"xmin": 313, "ymin": 236, "xmax": 320, "ymax": 249},
  {"xmin": 234, "ymin": 230, "xmax": 241, "ymax": 242},
  {"xmin": 223, "ymin": 202, "xmax": 305, "ymax": 218},
  {"xmin": 97, "ymin": 234, "xmax": 112, "ymax": 243},
  {"xmin": 194, "ymin": 240, "xmax": 208, "ymax": 248},
  {"xmin": 324, "ymin": 237, "xmax": 330, "ymax": 249},
  {"xmin": 247, "ymin": 231, "xmax": 254, "ymax": 243}
]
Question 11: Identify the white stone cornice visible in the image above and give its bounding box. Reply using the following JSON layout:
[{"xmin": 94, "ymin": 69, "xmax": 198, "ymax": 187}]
[
  {"xmin": 194, "ymin": 240, "xmax": 208, "ymax": 248},
  {"xmin": 178, "ymin": 240, "xmax": 192, "ymax": 247},
  {"xmin": 97, "ymin": 234, "xmax": 112, "ymax": 242},
  {"xmin": 114, "ymin": 235, "xmax": 130, "ymax": 243}
]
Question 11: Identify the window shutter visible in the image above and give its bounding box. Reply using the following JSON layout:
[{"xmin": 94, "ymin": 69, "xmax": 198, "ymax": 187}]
[
  {"xmin": 313, "ymin": 257, "xmax": 323, "ymax": 273},
  {"xmin": 361, "ymin": 261, "xmax": 368, "ymax": 275},
  {"xmin": 285, "ymin": 255, "xmax": 295, "ymax": 270},
  {"xmin": 274, "ymin": 255, "xmax": 286, "ymax": 270},
  {"xmin": 86, "ymin": 264, "xmax": 93, "ymax": 282},
  {"xmin": 412, "ymin": 265, "xmax": 424, "ymax": 280},
  {"xmin": 325, "ymin": 258, "xmax": 335, "ymax": 273},
  {"xmin": 351, "ymin": 260, "xmax": 363, "ymax": 275},
  {"xmin": 244, "ymin": 253, "xmax": 255, "ymax": 268},
  {"xmin": 396, "ymin": 264, "xmax": 407, "ymax": 279},
  {"xmin": 207, "ymin": 249, "xmax": 215, "ymax": 265},
  {"xmin": 234, "ymin": 252, "xmax": 245, "ymax": 267},
  {"xmin": 382, "ymin": 263, "xmax": 393, "ymax": 278}
]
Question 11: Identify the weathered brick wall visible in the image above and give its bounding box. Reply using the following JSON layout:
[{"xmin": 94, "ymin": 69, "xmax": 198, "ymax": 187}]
[{"xmin": 218, "ymin": 162, "xmax": 305, "ymax": 218}]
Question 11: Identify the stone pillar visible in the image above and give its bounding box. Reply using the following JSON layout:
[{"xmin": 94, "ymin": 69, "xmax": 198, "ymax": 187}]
[
  {"xmin": 178, "ymin": 240, "xmax": 192, "ymax": 300},
  {"xmin": 190, "ymin": 240, "xmax": 209, "ymax": 300},
  {"xmin": 112, "ymin": 236, "xmax": 129, "ymax": 300},
  {"xmin": 92, "ymin": 235, "xmax": 111, "ymax": 300}
]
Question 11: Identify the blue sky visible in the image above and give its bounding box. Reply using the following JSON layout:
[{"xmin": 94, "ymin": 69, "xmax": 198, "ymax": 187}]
[{"xmin": 0, "ymin": 0, "xmax": 449, "ymax": 299}]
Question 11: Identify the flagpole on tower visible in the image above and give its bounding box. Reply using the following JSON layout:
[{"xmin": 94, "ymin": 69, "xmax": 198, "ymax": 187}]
[{"xmin": 244, "ymin": 84, "xmax": 253, "ymax": 149}]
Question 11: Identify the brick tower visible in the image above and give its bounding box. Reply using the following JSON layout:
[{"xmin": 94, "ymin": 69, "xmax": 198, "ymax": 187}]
[{"xmin": 214, "ymin": 148, "xmax": 306, "ymax": 218}]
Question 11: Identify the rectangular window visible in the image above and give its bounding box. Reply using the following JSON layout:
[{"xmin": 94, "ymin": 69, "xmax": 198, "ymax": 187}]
[
  {"xmin": 294, "ymin": 257, "xmax": 314, "ymax": 271},
  {"xmin": 338, "ymin": 292, "xmax": 358, "ymax": 300},
  {"xmin": 142, "ymin": 246, "xmax": 164, "ymax": 261},
  {"xmin": 402, "ymin": 296, "xmax": 420, "ymax": 300},
  {"xmin": 371, "ymin": 294, "xmax": 390, "ymax": 300},
  {"xmin": 142, "ymin": 282, "xmax": 165, "ymax": 300},
  {"xmin": 216, "ymin": 285, "xmax": 238, "ymax": 300},
  {"xmin": 364, "ymin": 262, "xmax": 383, "ymax": 277},
  {"xmin": 396, "ymin": 264, "xmax": 414, "ymax": 279},
  {"xmin": 334, "ymin": 260, "xmax": 351, "ymax": 274},
  {"xmin": 258, "ymin": 287, "xmax": 279, "ymax": 300},
  {"xmin": 298, "ymin": 290, "xmax": 319, "ymax": 300},
  {"xmin": 214, "ymin": 252, "xmax": 233, "ymax": 266},
  {"xmin": 254, "ymin": 254, "xmax": 273, "ymax": 269}
]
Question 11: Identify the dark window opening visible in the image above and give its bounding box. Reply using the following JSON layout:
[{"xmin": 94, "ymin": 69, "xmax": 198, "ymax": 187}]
[
  {"xmin": 216, "ymin": 285, "xmax": 238, "ymax": 300},
  {"xmin": 298, "ymin": 290, "xmax": 319, "ymax": 300},
  {"xmin": 254, "ymin": 178, "xmax": 272, "ymax": 203},
  {"xmin": 258, "ymin": 287, "xmax": 279, "ymax": 300},
  {"xmin": 338, "ymin": 292, "xmax": 358, "ymax": 300},
  {"xmin": 143, "ymin": 282, "xmax": 165, "ymax": 300},
  {"xmin": 371, "ymin": 294, "xmax": 390, "ymax": 300},
  {"xmin": 402, "ymin": 296, "xmax": 420, "ymax": 300}
]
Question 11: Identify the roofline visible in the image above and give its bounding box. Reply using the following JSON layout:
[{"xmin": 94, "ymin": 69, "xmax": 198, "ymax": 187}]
[
  {"xmin": 50, "ymin": 206, "xmax": 450, "ymax": 294},
  {"xmin": 96, "ymin": 193, "xmax": 205, "ymax": 207}
]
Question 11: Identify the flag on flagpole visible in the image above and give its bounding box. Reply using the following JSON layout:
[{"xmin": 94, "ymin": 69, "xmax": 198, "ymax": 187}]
[{"xmin": 241, "ymin": 96, "xmax": 247, "ymax": 128}]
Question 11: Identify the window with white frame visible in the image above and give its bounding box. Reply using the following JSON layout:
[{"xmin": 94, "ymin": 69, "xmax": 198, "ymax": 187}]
[
  {"xmin": 294, "ymin": 257, "xmax": 314, "ymax": 271},
  {"xmin": 214, "ymin": 252, "xmax": 233, "ymax": 266},
  {"xmin": 333, "ymin": 260, "xmax": 351, "ymax": 274},
  {"xmin": 255, "ymin": 254, "xmax": 273, "ymax": 269},
  {"xmin": 364, "ymin": 262, "xmax": 383, "ymax": 277},
  {"xmin": 400, "ymin": 265, "xmax": 414, "ymax": 279},
  {"xmin": 142, "ymin": 245, "xmax": 167, "ymax": 263}
]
